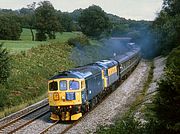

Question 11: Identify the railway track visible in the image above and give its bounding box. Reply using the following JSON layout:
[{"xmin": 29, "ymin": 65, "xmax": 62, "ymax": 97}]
[{"xmin": 0, "ymin": 103, "xmax": 49, "ymax": 134}]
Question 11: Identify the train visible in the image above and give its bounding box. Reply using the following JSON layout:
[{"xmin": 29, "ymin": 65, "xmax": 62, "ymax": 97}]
[{"xmin": 48, "ymin": 46, "xmax": 141, "ymax": 121}]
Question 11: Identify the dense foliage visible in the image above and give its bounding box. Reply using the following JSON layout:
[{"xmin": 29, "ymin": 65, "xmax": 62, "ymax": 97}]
[
  {"xmin": 0, "ymin": 13, "xmax": 22, "ymax": 40},
  {"xmin": 57, "ymin": 11, "xmax": 73, "ymax": 32},
  {"xmin": 153, "ymin": 0, "xmax": 180, "ymax": 55},
  {"xmin": 0, "ymin": 43, "xmax": 10, "ymax": 83},
  {"xmin": 78, "ymin": 5, "xmax": 112, "ymax": 38},
  {"xmin": 153, "ymin": 46, "xmax": 180, "ymax": 133}
]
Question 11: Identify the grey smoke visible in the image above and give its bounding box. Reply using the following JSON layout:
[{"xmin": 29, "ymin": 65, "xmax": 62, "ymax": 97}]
[{"xmin": 70, "ymin": 37, "xmax": 140, "ymax": 66}]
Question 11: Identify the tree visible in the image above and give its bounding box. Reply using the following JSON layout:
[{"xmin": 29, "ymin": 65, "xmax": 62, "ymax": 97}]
[
  {"xmin": 0, "ymin": 14, "xmax": 22, "ymax": 40},
  {"xmin": 57, "ymin": 11, "xmax": 73, "ymax": 32},
  {"xmin": 0, "ymin": 43, "xmax": 10, "ymax": 83},
  {"xmin": 35, "ymin": 1, "xmax": 60, "ymax": 40},
  {"xmin": 153, "ymin": 0, "xmax": 180, "ymax": 55},
  {"xmin": 19, "ymin": 2, "xmax": 36, "ymax": 41},
  {"xmin": 78, "ymin": 5, "xmax": 112, "ymax": 38}
]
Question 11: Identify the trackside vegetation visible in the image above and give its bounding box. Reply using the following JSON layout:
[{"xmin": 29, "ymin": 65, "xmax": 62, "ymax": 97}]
[
  {"xmin": 0, "ymin": 43, "xmax": 10, "ymax": 84},
  {"xmin": 0, "ymin": 42, "xmax": 74, "ymax": 118}
]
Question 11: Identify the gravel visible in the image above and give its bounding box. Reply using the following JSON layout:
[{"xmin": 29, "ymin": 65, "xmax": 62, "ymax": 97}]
[
  {"xmin": 134, "ymin": 56, "xmax": 166, "ymax": 123},
  {"xmin": 65, "ymin": 60, "xmax": 150, "ymax": 134},
  {"xmin": 147, "ymin": 56, "xmax": 166, "ymax": 94},
  {"xmin": 14, "ymin": 112, "xmax": 51, "ymax": 134}
]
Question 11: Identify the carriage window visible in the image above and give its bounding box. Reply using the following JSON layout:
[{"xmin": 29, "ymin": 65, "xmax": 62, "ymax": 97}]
[
  {"xmin": 69, "ymin": 80, "xmax": 79, "ymax": 90},
  {"xmin": 60, "ymin": 80, "xmax": 67, "ymax": 90},
  {"xmin": 49, "ymin": 81, "xmax": 58, "ymax": 91}
]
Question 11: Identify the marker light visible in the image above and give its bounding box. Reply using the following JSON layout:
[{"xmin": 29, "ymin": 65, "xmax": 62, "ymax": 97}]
[{"xmin": 53, "ymin": 92, "xmax": 59, "ymax": 101}]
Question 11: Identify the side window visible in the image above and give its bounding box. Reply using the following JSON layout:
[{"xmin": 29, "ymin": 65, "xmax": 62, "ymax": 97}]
[
  {"xmin": 59, "ymin": 80, "xmax": 67, "ymax": 90},
  {"xmin": 69, "ymin": 80, "xmax": 79, "ymax": 90},
  {"xmin": 49, "ymin": 81, "xmax": 58, "ymax": 91},
  {"xmin": 81, "ymin": 81, "xmax": 85, "ymax": 89},
  {"xmin": 104, "ymin": 69, "xmax": 108, "ymax": 76}
]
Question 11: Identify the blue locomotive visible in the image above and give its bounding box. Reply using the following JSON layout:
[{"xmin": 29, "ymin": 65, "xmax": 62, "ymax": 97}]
[{"xmin": 48, "ymin": 47, "xmax": 140, "ymax": 121}]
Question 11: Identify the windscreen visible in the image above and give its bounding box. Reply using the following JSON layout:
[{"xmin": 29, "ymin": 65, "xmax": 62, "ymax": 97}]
[
  {"xmin": 49, "ymin": 81, "xmax": 58, "ymax": 91},
  {"xmin": 59, "ymin": 80, "xmax": 67, "ymax": 90},
  {"xmin": 69, "ymin": 80, "xmax": 79, "ymax": 90}
]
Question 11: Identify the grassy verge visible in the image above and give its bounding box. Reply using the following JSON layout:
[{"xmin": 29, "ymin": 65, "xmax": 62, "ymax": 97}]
[
  {"xmin": 96, "ymin": 61, "xmax": 154, "ymax": 134},
  {"xmin": 0, "ymin": 42, "xmax": 74, "ymax": 118},
  {"xmin": 0, "ymin": 94, "xmax": 47, "ymax": 118}
]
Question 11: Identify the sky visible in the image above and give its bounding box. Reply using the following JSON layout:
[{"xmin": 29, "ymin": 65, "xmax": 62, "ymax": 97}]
[{"xmin": 0, "ymin": 0, "xmax": 163, "ymax": 20}]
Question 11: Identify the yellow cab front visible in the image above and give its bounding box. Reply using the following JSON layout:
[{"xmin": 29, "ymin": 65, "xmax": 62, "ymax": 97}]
[{"xmin": 48, "ymin": 78, "xmax": 85, "ymax": 121}]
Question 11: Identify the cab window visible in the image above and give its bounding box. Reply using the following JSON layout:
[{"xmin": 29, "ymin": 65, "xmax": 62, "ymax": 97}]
[
  {"xmin": 60, "ymin": 80, "xmax": 67, "ymax": 90},
  {"xmin": 49, "ymin": 81, "xmax": 58, "ymax": 91},
  {"xmin": 69, "ymin": 80, "xmax": 79, "ymax": 90}
]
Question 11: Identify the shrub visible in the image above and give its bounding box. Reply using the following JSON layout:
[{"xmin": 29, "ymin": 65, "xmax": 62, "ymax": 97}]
[
  {"xmin": 0, "ymin": 43, "xmax": 10, "ymax": 83},
  {"xmin": 67, "ymin": 35, "xmax": 90, "ymax": 47},
  {"xmin": 35, "ymin": 32, "xmax": 47, "ymax": 41}
]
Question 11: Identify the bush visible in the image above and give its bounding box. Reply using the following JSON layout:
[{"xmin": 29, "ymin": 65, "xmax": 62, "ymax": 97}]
[
  {"xmin": 67, "ymin": 35, "xmax": 90, "ymax": 46},
  {"xmin": 35, "ymin": 32, "xmax": 47, "ymax": 41},
  {"xmin": 0, "ymin": 43, "xmax": 10, "ymax": 83}
]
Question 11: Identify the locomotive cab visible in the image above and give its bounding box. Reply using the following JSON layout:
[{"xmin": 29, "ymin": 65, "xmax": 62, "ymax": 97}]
[
  {"xmin": 48, "ymin": 65, "xmax": 103, "ymax": 121},
  {"xmin": 48, "ymin": 75, "xmax": 85, "ymax": 121}
]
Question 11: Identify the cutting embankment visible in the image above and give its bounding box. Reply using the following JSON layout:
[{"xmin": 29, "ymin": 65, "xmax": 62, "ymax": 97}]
[{"xmin": 0, "ymin": 42, "xmax": 74, "ymax": 118}]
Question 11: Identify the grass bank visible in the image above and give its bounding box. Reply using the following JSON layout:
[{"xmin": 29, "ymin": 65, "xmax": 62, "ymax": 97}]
[{"xmin": 0, "ymin": 42, "xmax": 74, "ymax": 118}]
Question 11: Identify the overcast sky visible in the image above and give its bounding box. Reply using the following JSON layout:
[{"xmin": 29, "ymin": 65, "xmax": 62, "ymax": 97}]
[{"xmin": 0, "ymin": 0, "xmax": 163, "ymax": 20}]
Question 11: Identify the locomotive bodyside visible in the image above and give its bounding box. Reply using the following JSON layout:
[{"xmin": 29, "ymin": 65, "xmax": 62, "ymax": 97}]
[{"xmin": 96, "ymin": 60, "xmax": 119, "ymax": 89}]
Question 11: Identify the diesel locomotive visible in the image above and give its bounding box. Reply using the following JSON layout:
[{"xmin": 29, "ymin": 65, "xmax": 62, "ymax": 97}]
[{"xmin": 48, "ymin": 47, "xmax": 140, "ymax": 121}]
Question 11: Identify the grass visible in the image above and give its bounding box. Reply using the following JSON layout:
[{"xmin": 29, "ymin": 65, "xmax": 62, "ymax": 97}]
[
  {"xmin": 1, "ymin": 28, "xmax": 79, "ymax": 53},
  {"xmin": 0, "ymin": 93, "xmax": 47, "ymax": 118},
  {"xmin": 0, "ymin": 42, "xmax": 74, "ymax": 118}
]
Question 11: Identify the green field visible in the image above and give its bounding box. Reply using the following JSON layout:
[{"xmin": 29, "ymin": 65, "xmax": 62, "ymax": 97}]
[{"xmin": 1, "ymin": 28, "xmax": 80, "ymax": 53}]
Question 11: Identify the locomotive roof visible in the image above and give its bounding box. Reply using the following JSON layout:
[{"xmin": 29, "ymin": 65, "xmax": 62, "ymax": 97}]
[
  {"xmin": 113, "ymin": 48, "xmax": 140, "ymax": 63},
  {"xmin": 49, "ymin": 65, "xmax": 101, "ymax": 80},
  {"xmin": 96, "ymin": 60, "xmax": 118, "ymax": 68}
]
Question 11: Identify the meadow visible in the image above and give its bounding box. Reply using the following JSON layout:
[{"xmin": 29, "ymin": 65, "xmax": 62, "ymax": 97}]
[{"xmin": 1, "ymin": 28, "xmax": 79, "ymax": 53}]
